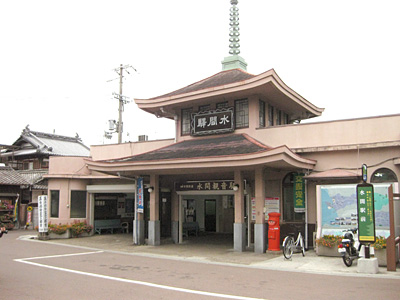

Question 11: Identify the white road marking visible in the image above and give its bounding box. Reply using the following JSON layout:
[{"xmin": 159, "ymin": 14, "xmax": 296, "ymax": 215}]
[{"xmin": 14, "ymin": 251, "xmax": 268, "ymax": 300}]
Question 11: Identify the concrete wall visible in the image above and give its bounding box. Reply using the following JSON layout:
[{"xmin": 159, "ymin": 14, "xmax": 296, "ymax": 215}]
[{"xmin": 47, "ymin": 178, "xmax": 89, "ymax": 225}]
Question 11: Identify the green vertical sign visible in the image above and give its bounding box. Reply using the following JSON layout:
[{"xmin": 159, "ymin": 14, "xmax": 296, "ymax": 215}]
[
  {"xmin": 356, "ymin": 183, "xmax": 375, "ymax": 243},
  {"xmin": 294, "ymin": 173, "xmax": 305, "ymax": 213}
]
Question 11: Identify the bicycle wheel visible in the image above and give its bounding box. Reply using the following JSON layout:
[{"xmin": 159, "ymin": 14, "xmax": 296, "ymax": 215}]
[
  {"xmin": 283, "ymin": 236, "xmax": 294, "ymax": 259},
  {"xmin": 300, "ymin": 236, "xmax": 305, "ymax": 256}
]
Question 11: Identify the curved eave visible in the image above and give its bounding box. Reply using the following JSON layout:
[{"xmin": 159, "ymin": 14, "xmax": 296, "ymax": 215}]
[
  {"xmin": 135, "ymin": 69, "xmax": 324, "ymax": 119},
  {"xmin": 85, "ymin": 146, "xmax": 316, "ymax": 175},
  {"xmin": 43, "ymin": 174, "xmax": 119, "ymax": 180}
]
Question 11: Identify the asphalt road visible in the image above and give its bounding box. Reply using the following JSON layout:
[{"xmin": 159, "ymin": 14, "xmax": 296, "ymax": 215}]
[{"xmin": 1, "ymin": 231, "xmax": 399, "ymax": 300}]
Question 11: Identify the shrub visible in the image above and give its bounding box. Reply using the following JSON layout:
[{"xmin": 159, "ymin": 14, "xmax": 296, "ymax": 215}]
[
  {"xmin": 372, "ymin": 236, "xmax": 387, "ymax": 249},
  {"xmin": 316, "ymin": 235, "xmax": 342, "ymax": 248},
  {"xmin": 48, "ymin": 223, "xmax": 70, "ymax": 235},
  {"xmin": 70, "ymin": 220, "xmax": 93, "ymax": 237}
]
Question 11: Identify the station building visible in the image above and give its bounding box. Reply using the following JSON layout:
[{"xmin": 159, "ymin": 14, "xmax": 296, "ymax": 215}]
[{"xmin": 44, "ymin": 1, "xmax": 400, "ymax": 253}]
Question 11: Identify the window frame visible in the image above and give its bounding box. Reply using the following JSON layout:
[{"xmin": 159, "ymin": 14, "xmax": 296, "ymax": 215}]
[
  {"xmin": 70, "ymin": 190, "xmax": 87, "ymax": 218},
  {"xmin": 268, "ymin": 105, "xmax": 274, "ymax": 126},
  {"xmin": 181, "ymin": 108, "xmax": 193, "ymax": 136},
  {"xmin": 50, "ymin": 190, "xmax": 60, "ymax": 218},
  {"xmin": 216, "ymin": 101, "xmax": 228, "ymax": 109},
  {"xmin": 235, "ymin": 98, "xmax": 249, "ymax": 129},
  {"xmin": 259, "ymin": 100, "xmax": 266, "ymax": 127}
]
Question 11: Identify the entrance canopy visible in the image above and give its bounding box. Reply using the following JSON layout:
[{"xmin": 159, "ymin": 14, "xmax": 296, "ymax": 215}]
[{"xmin": 86, "ymin": 134, "xmax": 316, "ymax": 175}]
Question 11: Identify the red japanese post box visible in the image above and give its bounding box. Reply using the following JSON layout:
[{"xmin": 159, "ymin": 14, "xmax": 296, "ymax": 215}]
[{"xmin": 267, "ymin": 212, "xmax": 281, "ymax": 251}]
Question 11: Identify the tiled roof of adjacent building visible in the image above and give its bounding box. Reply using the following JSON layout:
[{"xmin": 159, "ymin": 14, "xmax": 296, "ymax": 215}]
[
  {"xmin": 0, "ymin": 166, "xmax": 29, "ymax": 185},
  {"xmin": 1, "ymin": 126, "xmax": 90, "ymax": 158},
  {"xmin": 110, "ymin": 134, "xmax": 269, "ymax": 162}
]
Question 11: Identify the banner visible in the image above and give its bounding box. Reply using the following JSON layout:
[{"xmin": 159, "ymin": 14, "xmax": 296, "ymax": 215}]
[
  {"xmin": 38, "ymin": 195, "xmax": 48, "ymax": 233},
  {"xmin": 137, "ymin": 177, "xmax": 144, "ymax": 213},
  {"xmin": 294, "ymin": 174, "xmax": 305, "ymax": 213}
]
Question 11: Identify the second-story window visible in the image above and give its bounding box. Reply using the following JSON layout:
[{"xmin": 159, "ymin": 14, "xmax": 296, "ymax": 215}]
[
  {"xmin": 235, "ymin": 99, "xmax": 249, "ymax": 128},
  {"xmin": 268, "ymin": 105, "xmax": 274, "ymax": 126},
  {"xmin": 276, "ymin": 109, "xmax": 282, "ymax": 125},
  {"xmin": 181, "ymin": 108, "xmax": 192, "ymax": 135},
  {"xmin": 259, "ymin": 100, "xmax": 266, "ymax": 127},
  {"xmin": 284, "ymin": 113, "xmax": 290, "ymax": 125},
  {"xmin": 199, "ymin": 104, "xmax": 211, "ymax": 112},
  {"xmin": 216, "ymin": 101, "xmax": 228, "ymax": 109}
]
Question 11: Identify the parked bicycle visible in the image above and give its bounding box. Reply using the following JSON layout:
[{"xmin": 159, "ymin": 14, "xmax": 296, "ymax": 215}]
[{"xmin": 282, "ymin": 232, "xmax": 305, "ymax": 259}]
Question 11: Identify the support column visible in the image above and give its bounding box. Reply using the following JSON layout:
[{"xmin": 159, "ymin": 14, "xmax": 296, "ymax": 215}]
[
  {"xmin": 134, "ymin": 212, "xmax": 145, "ymax": 245},
  {"xmin": 148, "ymin": 174, "xmax": 160, "ymax": 246},
  {"xmin": 171, "ymin": 191, "xmax": 179, "ymax": 244},
  {"xmin": 254, "ymin": 167, "xmax": 266, "ymax": 253},
  {"xmin": 234, "ymin": 170, "xmax": 246, "ymax": 252}
]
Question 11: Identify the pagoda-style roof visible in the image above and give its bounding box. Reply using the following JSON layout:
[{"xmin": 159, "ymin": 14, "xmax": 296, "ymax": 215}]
[
  {"xmin": 86, "ymin": 134, "xmax": 316, "ymax": 175},
  {"xmin": 135, "ymin": 68, "xmax": 324, "ymax": 122}
]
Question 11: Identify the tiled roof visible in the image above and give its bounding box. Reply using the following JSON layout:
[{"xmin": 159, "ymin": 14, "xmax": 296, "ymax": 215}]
[
  {"xmin": 0, "ymin": 166, "xmax": 29, "ymax": 185},
  {"xmin": 111, "ymin": 134, "xmax": 269, "ymax": 163},
  {"xmin": 3, "ymin": 128, "xmax": 90, "ymax": 158},
  {"xmin": 149, "ymin": 69, "xmax": 255, "ymax": 100},
  {"xmin": 18, "ymin": 169, "xmax": 48, "ymax": 186}
]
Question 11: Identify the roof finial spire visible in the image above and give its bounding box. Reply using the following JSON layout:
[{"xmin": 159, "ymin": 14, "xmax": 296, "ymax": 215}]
[
  {"xmin": 229, "ymin": 0, "xmax": 240, "ymax": 55},
  {"xmin": 221, "ymin": 0, "xmax": 247, "ymax": 71}
]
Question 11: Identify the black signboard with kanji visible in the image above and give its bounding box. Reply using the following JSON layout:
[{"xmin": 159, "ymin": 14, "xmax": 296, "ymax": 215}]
[
  {"xmin": 176, "ymin": 180, "xmax": 235, "ymax": 191},
  {"xmin": 191, "ymin": 108, "xmax": 234, "ymax": 136}
]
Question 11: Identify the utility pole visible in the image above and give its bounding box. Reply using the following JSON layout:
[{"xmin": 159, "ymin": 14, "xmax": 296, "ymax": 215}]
[
  {"xmin": 105, "ymin": 64, "xmax": 136, "ymax": 143},
  {"xmin": 117, "ymin": 64, "xmax": 124, "ymax": 143}
]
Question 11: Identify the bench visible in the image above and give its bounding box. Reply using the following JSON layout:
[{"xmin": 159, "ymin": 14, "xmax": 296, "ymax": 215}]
[
  {"xmin": 183, "ymin": 222, "xmax": 199, "ymax": 237},
  {"xmin": 94, "ymin": 219, "xmax": 122, "ymax": 234}
]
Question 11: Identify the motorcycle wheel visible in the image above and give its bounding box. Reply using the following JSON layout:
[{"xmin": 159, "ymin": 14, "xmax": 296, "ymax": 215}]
[{"xmin": 342, "ymin": 252, "xmax": 353, "ymax": 267}]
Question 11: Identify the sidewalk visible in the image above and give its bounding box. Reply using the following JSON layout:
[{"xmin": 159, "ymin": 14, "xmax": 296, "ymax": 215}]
[{"xmin": 20, "ymin": 231, "xmax": 400, "ymax": 279}]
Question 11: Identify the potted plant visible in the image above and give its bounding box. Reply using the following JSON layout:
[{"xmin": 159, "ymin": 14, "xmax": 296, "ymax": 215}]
[
  {"xmin": 372, "ymin": 236, "xmax": 387, "ymax": 266},
  {"xmin": 48, "ymin": 223, "xmax": 71, "ymax": 239},
  {"xmin": 316, "ymin": 235, "xmax": 342, "ymax": 256},
  {"xmin": 70, "ymin": 220, "xmax": 93, "ymax": 238}
]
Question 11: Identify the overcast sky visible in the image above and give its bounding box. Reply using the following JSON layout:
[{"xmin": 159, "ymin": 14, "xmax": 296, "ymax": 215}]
[{"xmin": 1, "ymin": 0, "xmax": 399, "ymax": 147}]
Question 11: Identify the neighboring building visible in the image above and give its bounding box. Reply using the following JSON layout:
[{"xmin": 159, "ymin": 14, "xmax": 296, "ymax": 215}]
[
  {"xmin": 0, "ymin": 126, "xmax": 90, "ymax": 227},
  {"xmin": 45, "ymin": 1, "xmax": 399, "ymax": 252}
]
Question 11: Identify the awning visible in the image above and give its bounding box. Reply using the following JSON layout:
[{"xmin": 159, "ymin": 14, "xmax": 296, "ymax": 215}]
[{"xmin": 304, "ymin": 169, "xmax": 361, "ymax": 180}]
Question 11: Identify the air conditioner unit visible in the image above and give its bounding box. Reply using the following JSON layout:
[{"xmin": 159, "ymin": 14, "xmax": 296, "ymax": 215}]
[{"xmin": 138, "ymin": 135, "xmax": 148, "ymax": 142}]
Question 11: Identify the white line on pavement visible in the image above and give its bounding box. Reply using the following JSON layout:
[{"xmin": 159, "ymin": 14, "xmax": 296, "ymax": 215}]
[{"xmin": 14, "ymin": 251, "xmax": 268, "ymax": 300}]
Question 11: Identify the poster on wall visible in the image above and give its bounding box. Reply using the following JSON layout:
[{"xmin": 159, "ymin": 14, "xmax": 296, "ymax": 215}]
[
  {"xmin": 251, "ymin": 198, "xmax": 256, "ymax": 221},
  {"xmin": 265, "ymin": 197, "xmax": 280, "ymax": 220},
  {"xmin": 318, "ymin": 183, "xmax": 392, "ymax": 237},
  {"xmin": 251, "ymin": 197, "xmax": 280, "ymax": 221}
]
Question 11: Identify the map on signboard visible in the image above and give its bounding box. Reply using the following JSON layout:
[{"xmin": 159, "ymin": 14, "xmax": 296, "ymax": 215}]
[{"xmin": 320, "ymin": 183, "xmax": 390, "ymax": 230}]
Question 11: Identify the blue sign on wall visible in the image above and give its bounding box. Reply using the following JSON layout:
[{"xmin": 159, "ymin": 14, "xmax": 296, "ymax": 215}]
[{"xmin": 137, "ymin": 177, "xmax": 144, "ymax": 213}]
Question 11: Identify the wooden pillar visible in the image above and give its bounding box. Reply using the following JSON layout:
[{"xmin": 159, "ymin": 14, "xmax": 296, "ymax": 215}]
[
  {"xmin": 254, "ymin": 167, "xmax": 266, "ymax": 253},
  {"xmin": 148, "ymin": 174, "xmax": 160, "ymax": 246},
  {"xmin": 234, "ymin": 170, "xmax": 244, "ymax": 223},
  {"xmin": 149, "ymin": 174, "xmax": 159, "ymax": 221},
  {"xmin": 233, "ymin": 170, "xmax": 245, "ymax": 252}
]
